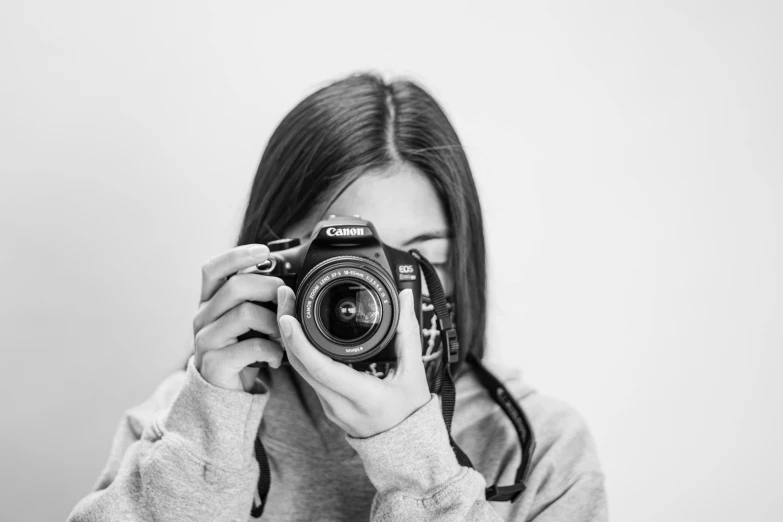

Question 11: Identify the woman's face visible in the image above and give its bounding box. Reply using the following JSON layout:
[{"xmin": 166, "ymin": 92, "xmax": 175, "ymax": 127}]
[{"xmin": 282, "ymin": 163, "xmax": 453, "ymax": 297}]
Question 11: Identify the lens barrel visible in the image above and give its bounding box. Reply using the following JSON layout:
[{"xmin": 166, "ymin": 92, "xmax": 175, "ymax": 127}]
[{"xmin": 296, "ymin": 256, "xmax": 399, "ymax": 362}]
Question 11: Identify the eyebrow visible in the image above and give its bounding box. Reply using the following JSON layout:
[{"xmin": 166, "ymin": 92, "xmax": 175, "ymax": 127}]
[{"xmin": 401, "ymin": 230, "xmax": 452, "ymax": 247}]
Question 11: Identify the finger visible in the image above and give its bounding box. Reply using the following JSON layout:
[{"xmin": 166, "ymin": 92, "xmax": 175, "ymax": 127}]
[
  {"xmin": 194, "ymin": 273, "xmax": 284, "ymax": 334},
  {"xmin": 276, "ymin": 285, "xmax": 358, "ymax": 407},
  {"xmin": 200, "ymin": 244, "xmax": 270, "ymax": 303},
  {"xmin": 284, "ymin": 339, "xmax": 353, "ymax": 406},
  {"xmin": 277, "ymin": 285, "xmax": 296, "ymax": 320},
  {"xmin": 278, "ymin": 315, "xmax": 377, "ymax": 396},
  {"xmin": 394, "ymin": 288, "xmax": 426, "ymax": 377},
  {"xmin": 195, "ymin": 301, "xmax": 280, "ymax": 352},
  {"xmin": 199, "ymin": 337, "xmax": 284, "ymax": 375},
  {"xmin": 239, "ymin": 365, "xmax": 262, "ymax": 391}
]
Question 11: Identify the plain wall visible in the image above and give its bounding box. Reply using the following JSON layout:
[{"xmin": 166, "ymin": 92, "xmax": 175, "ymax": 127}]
[{"xmin": 1, "ymin": 1, "xmax": 780, "ymax": 521}]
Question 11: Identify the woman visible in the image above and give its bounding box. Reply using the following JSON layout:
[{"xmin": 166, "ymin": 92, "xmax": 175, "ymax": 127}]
[{"xmin": 67, "ymin": 72, "xmax": 608, "ymax": 521}]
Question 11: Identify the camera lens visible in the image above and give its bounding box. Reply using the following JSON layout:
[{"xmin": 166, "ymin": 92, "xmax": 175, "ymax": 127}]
[
  {"xmin": 316, "ymin": 280, "xmax": 381, "ymax": 344},
  {"xmin": 296, "ymin": 255, "xmax": 400, "ymax": 362}
]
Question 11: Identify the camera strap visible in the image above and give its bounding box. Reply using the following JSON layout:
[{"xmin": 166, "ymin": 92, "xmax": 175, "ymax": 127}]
[
  {"xmin": 410, "ymin": 249, "xmax": 536, "ymax": 503},
  {"xmin": 250, "ymin": 253, "xmax": 536, "ymax": 518}
]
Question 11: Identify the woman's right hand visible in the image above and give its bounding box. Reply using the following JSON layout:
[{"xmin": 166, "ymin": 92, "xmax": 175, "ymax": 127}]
[{"xmin": 192, "ymin": 244, "xmax": 286, "ymax": 392}]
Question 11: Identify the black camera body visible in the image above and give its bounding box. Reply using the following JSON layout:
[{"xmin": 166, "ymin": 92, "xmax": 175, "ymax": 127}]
[{"xmin": 237, "ymin": 216, "xmax": 422, "ymax": 367}]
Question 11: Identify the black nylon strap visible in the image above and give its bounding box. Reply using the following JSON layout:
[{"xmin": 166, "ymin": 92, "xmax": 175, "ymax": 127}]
[
  {"xmin": 437, "ymin": 354, "xmax": 475, "ymax": 469},
  {"xmin": 411, "ymin": 249, "xmax": 533, "ymax": 503},
  {"xmin": 251, "ymin": 436, "xmax": 270, "ymax": 518},
  {"xmin": 409, "ymin": 250, "xmax": 459, "ymax": 365},
  {"xmin": 411, "ymin": 250, "xmax": 477, "ymax": 471},
  {"xmin": 466, "ymin": 352, "xmax": 536, "ymax": 502}
]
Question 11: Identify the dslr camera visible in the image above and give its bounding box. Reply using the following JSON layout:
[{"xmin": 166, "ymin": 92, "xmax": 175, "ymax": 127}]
[{"xmin": 237, "ymin": 216, "xmax": 422, "ymax": 367}]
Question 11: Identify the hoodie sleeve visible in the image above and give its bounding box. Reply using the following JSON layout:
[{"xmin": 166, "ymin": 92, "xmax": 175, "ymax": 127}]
[
  {"xmin": 66, "ymin": 355, "xmax": 270, "ymax": 522},
  {"xmin": 345, "ymin": 392, "xmax": 608, "ymax": 522}
]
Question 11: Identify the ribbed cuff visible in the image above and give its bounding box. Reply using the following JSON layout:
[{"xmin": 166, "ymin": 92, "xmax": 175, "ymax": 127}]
[
  {"xmin": 160, "ymin": 355, "xmax": 270, "ymax": 470},
  {"xmin": 345, "ymin": 393, "xmax": 464, "ymax": 497}
]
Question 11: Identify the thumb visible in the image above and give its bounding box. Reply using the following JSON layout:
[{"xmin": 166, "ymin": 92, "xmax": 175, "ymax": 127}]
[{"xmin": 395, "ymin": 289, "xmax": 424, "ymax": 375}]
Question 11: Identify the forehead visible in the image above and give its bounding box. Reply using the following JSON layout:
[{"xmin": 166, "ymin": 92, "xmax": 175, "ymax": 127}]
[
  {"xmin": 328, "ymin": 164, "xmax": 448, "ymax": 247},
  {"xmin": 288, "ymin": 163, "xmax": 449, "ymax": 249}
]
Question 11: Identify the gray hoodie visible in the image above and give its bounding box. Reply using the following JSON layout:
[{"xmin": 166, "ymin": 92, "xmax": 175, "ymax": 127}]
[{"xmin": 67, "ymin": 355, "xmax": 608, "ymax": 521}]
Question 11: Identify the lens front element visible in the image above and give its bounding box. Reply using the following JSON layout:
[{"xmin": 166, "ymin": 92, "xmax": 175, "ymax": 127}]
[{"xmin": 317, "ymin": 280, "xmax": 382, "ymax": 344}]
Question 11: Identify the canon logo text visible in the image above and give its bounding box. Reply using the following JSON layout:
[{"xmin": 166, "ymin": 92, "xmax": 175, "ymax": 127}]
[{"xmin": 326, "ymin": 227, "xmax": 365, "ymax": 237}]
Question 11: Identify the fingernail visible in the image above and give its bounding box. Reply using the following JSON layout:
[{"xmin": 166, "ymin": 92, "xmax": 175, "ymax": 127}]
[
  {"xmin": 277, "ymin": 286, "xmax": 286, "ymax": 306},
  {"xmin": 279, "ymin": 316, "xmax": 292, "ymax": 338},
  {"xmin": 250, "ymin": 245, "xmax": 268, "ymax": 258}
]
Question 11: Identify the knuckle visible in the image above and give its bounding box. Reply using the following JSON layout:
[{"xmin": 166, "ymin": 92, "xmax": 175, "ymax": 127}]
[
  {"xmin": 200, "ymin": 349, "xmax": 217, "ymax": 370},
  {"xmin": 192, "ymin": 303, "xmax": 208, "ymax": 334},
  {"xmin": 224, "ymin": 275, "xmax": 244, "ymax": 301},
  {"xmin": 234, "ymin": 342, "xmax": 253, "ymax": 361},
  {"xmin": 236, "ymin": 301, "xmax": 257, "ymax": 323},
  {"xmin": 325, "ymin": 409, "xmax": 343, "ymax": 425},
  {"xmin": 256, "ymin": 275, "xmax": 284, "ymax": 301},
  {"xmin": 310, "ymin": 367, "xmax": 330, "ymax": 384},
  {"xmin": 192, "ymin": 315, "xmax": 201, "ymax": 335},
  {"xmin": 321, "ymin": 405, "xmax": 335, "ymax": 422},
  {"xmin": 249, "ymin": 337, "xmax": 268, "ymax": 354},
  {"xmin": 356, "ymin": 396, "xmax": 377, "ymax": 415},
  {"xmin": 201, "ymin": 255, "xmax": 220, "ymax": 280},
  {"xmin": 193, "ymin": 328, "xmax": 208, "ymax": 350}
]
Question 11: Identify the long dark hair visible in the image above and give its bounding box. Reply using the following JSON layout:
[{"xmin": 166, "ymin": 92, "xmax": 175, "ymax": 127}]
[{"xmin": 237, "ymin": 72, "xmax": 487, "ymax": 367}]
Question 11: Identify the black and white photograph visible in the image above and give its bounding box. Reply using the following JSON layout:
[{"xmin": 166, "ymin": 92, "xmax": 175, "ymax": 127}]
[{"xmin": 1, "ymin": 2, "xmax": 780, "ymax": 521}]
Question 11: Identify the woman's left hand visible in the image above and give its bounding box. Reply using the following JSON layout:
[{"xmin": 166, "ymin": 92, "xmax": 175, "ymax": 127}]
[{"xmin": 276, "ymin": 285, "xmax": 432, "ymax": 439}]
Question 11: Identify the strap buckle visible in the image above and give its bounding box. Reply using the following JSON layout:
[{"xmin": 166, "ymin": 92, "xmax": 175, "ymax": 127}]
[
  {"xmin": 443, "ymin": 327, "xmax": 460, "ymax": 363},
  {"xmin": 485, "ymin": 483, "xmax": 526, "ymax": 502}
]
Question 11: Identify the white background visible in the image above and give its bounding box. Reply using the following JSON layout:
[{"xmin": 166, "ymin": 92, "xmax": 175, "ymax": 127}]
[{"xmin": 1, "ymin": 1, "xmax": 781, "ymax": 521}]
